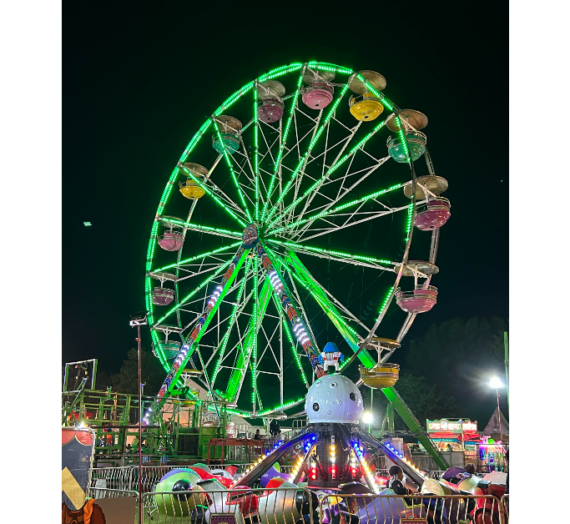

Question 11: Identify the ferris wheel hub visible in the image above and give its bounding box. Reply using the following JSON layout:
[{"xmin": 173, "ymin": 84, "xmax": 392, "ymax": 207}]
[{"xmin": 242, "ymin": 224, "xmax": 260, "ymax": 247}]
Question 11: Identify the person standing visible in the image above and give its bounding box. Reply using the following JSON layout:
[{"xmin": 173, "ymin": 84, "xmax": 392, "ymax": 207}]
[{"xmin": 505, "ymin": 446, "xmax": 511, "ymax": 515}]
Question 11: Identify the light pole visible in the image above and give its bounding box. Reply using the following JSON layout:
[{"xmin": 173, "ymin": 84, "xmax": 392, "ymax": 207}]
[
  {"xmin": 489, "ymin": 377, "xmax": 504, "ymax": 444},
  {"xmin": 130, "ymin": 313, "xmax": 147, "ymax": 524}
]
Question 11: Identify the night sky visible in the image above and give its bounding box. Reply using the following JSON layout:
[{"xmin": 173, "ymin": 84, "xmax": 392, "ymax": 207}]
[{"xmin": 63, "ymin": 1, "xmax": 508, "ymax": 418}]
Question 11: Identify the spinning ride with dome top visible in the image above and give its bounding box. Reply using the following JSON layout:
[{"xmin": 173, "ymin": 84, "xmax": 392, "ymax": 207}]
[{"xmin": 143, "ymin": 62, "xmax": 451, "ymax": 441}]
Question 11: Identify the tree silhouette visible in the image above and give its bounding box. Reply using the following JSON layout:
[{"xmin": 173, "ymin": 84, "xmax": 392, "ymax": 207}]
[{"xmin": 110, "ymin": 347, "xmax": 167, "ymax": 395}]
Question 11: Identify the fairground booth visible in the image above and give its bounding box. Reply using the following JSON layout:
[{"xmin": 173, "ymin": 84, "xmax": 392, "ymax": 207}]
[{"xmin": 427, "ymin": 418, "xmax": 507, "ymax": 472}]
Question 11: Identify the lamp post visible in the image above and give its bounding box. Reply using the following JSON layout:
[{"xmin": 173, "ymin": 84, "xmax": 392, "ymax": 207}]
[
  {"xmin": 489, "ymin": 377, "xmax": 504, "ymax": 444},
  {"xmin": 130, "ymin": 313, "xmax": 147, "ymax": 524}
]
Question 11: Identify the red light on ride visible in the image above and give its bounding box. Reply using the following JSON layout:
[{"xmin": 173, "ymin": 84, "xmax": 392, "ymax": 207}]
[{"xmin": 330, "ymin": 466, "xmax": 336, "ymax": 479}]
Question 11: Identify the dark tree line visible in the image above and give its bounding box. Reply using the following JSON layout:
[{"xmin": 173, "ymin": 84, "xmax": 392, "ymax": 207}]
[
  {"xmin": 361, "ymin": 317, "xmax": 508, "ymax": 429},
  {"xmin": 94, "ymin": 348, "xmax": 167, "ymax": 396}
]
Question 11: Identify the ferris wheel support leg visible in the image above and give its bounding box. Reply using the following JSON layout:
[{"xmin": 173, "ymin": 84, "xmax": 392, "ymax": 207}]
[
  {"xmin": 211, "ymin": 258, "xmax": 253, "ymax": 389},
  {"xmin": 256, "ymin": 242, "xmax": 325, "ymax": 377},
  {"xmin": 147, "ymin": 246, "xmax": 249, "ymax": 421},
  {"xmin": 284, "ymin": 250, "xmax": 376, "ymax": 369},
  {"xmin": 223, "ymin": 278, "xmax": 273, "ymax": 405}
]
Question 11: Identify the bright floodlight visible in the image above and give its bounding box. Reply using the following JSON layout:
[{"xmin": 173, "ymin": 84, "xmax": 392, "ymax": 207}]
[
  {"xmin": 362, "ymin": 411, "xmax": 373, "ymax": 424},
  {"xmin": 489, "ymin": 377, "xmax": 504, "ymax": 389}
]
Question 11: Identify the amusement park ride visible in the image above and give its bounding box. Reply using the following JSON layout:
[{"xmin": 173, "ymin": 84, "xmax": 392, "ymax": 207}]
[
  {"xmin": 141, "ymin": 60, "xmax": 451, "ymax": 467},
  {"xmin": 64, "ymin": 60, "xmax": 455, "ymax": 464},
  {"xmin": 61, "ymin": 60, "xmax": 513, "ymax": 524}
]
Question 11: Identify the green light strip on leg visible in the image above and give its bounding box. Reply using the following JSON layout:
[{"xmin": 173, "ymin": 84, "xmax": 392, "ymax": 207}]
[
  {"xmin": 251, "ymin": 259, "xmax": 259, "ymax": 406},
  {"xmin": 224, "ymin": 278, "xmax": 272, "ymax": 402},
  {"xmin": 211, "ymin": 257, "xmax": 252, "ymax": 386}
]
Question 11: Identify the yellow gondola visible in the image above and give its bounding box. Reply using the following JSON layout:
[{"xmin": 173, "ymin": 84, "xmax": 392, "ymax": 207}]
[
  {"xmin": 359, "ymin": 363, "xmax": 400, "ymax": 389},
  {"xmin": 179, "ymin": 180, "xmax": 206, "ymax": 200},
  {"xmin": 349, "ymin": 93, "xmax": 384, "ymax": 121}
]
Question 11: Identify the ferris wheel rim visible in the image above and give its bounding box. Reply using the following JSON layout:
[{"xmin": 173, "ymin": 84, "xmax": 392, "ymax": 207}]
[{"xmin": 144, "ymin": 61, "xmax": 440, "ymax": 419}]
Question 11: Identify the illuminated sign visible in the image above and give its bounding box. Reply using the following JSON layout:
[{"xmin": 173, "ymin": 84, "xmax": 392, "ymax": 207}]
[{"xmin": 427, "ymin": 419, "xmax": 478, "ymax": 433}]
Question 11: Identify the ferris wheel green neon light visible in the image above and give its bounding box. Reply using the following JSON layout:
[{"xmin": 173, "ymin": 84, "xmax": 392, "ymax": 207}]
[{"xmin": 144, "ymin": 61, "xmax": 441, "ymax": 420}]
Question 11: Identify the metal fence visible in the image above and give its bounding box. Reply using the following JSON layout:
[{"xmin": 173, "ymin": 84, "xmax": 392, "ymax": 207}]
[
  {"xmin": 86, "ymin": 487, "xmax": 139, "ymax": 499},
  {"xmin": 84, "ymin": 485, "xmax": 511, "ymax": 524},
  {"xmin": 141, "ymin": 486, "xmax": 314, "ymax": 524},
  {"xmin": 90, "ymin": 465, "xmax": 132, "ymax": 490},
  {"xmin": 502, "ymin": 493, "xmax": 509, "ymax": 522},
  {"xmin": 90, "ymin": 464, "xmax": 258, "ymax": 493},
  {"xmin": 320, "ymin": 492, "xmax": 505, "ymax": 524}
]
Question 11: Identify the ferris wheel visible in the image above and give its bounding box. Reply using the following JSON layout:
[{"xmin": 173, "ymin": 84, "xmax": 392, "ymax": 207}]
[{"xmin": 143, "ymin": 61, "xmax": 451, "ymax": 423}]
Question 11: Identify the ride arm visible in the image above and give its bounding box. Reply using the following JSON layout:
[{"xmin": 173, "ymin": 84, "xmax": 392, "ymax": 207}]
[
  {"xmin": 355, "ymin": 427, "xmax": 427, "ymax": 488},
  {"xmin": 234, "ymin": 427, "xmax": 316, "ymax": 487}
]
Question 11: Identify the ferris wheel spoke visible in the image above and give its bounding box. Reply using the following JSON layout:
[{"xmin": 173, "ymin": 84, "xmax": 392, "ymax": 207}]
[
  {"xmin": 210, "ymin": 258, "xmax": 252, "ymax": 387},
  {"xmin": 257, "ymin": 120, "xmax": 281, "ymax": 166},
  {"xmin": 265, "ymin": 84, "xmax": 350, "ymax": 224},
  {"xmin": 290, "ymin": 112, "xmax": 327, "ymax": 207},
  {"xmin": 284, "ymin": 252, "xmax": 377, "ymax": 350},
  {"xmin": 269, "ymin": 289, "xmax": 310, "ymax": 388},
  {"xmin": 223, "ymin": 278, "xmax": 272, "ymax": 405},
  {"xmin": 178, "ymin": 163, "xmax": 248, "ymax": 226},
  {"xmin": 267, "ymin": 182, "xmax": 407, "ymax": 238},
  {"xmin": 213, "ymin": 119, "xmax": 254, "ymax": 223},
  {"xmin": 257, "ymin": 319, "xmax": 282, "ymax": 370},
  {"xmin": 153, "ymin": 241, "xmax": 243, "ymax": 274},
  {"xmin": 173, "ymin": 263, "xmax": 229, "ymax": 283},
  {"xmin": 260, "ymin": 72, "xmax": 304, "ymax": 222},
  {"xmin": 266, "ymin": 239, "xmax": 397, "ymax": 272},
  {"xmin": 265, "ymin": 118, "xmax": 387, "ymax": 231},
  {"xmin": 152, "ymin": 259, "xmax": 233, "ymax": 329},
  {"xmin": 159, "ymin": 217, "xmax": 243, "ymax": 241},
  {"xmin": 290, "ymin": 157, "xmax": 391, "ymax": 237},
  {"xmin": 292, "ymin": 206, "xmax": 410, "ymax": 243}
]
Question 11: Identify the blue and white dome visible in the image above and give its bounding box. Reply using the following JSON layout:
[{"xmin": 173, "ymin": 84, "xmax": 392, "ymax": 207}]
[{"xmin": 305, "ymin": 373, "xmax": 363, "ymax": 423}]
